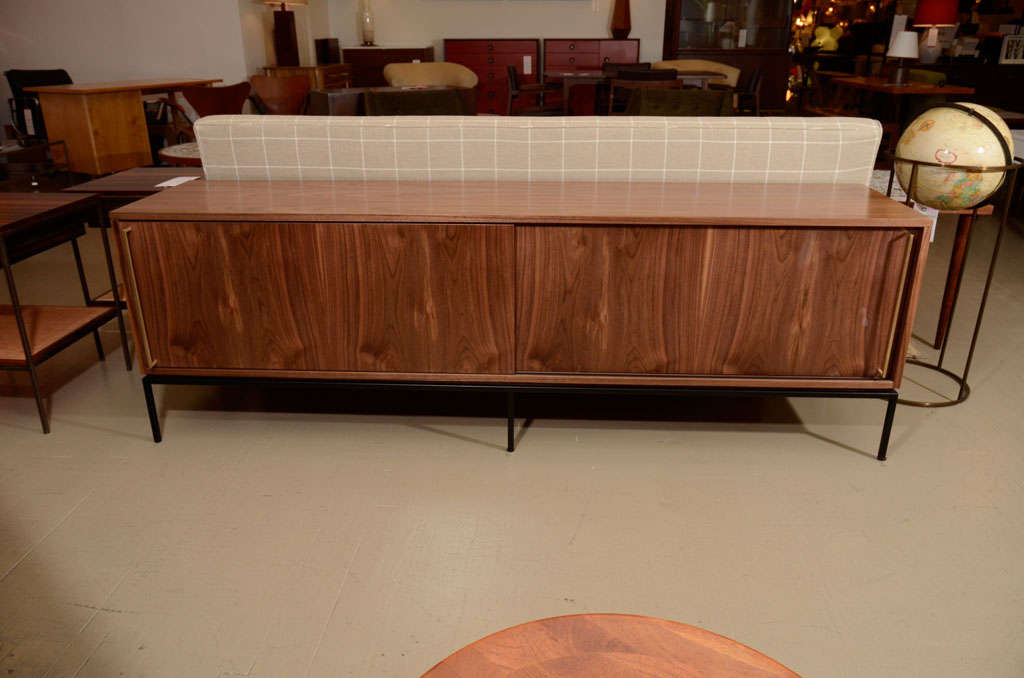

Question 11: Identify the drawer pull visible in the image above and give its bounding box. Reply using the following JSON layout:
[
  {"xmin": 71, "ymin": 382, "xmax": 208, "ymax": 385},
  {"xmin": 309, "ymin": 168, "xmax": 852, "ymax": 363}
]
[
  {"xmin": 569, "ymin": 57, "xmax": 575, "ymax": 64},
  {"xmin": 487, "ymin": 44, "xmax": 494, "ymax": 51},
  {"xmin": 488, "ymin": 90, "xmax": 495, "ymax": 98},
  {"xmin": 604, "ymin": 57, "xmax": 609, "ymax": 62},
  {"xmin": 488, "ymin": 72, "xmax": 494, "ymax": 79},
  {"xmin": 569, "ymin": 43, "xmax": 575, "ymax": 50},
  {"xmin": 488, "ymin": 56, "xmax": 494, "ymax": 64}
]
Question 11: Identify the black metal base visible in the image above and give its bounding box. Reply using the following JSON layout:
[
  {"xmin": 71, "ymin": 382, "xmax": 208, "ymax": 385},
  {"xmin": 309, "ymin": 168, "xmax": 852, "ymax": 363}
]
[{"xmin": 141, "ymin": 375, "xmax": 899, "ymax": 461}]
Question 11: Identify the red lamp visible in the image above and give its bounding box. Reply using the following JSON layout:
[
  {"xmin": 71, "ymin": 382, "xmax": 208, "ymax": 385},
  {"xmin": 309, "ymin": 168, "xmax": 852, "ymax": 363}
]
[{"xmin": 913, "ymin": 0, "xmax": 959, "ymax": 64}]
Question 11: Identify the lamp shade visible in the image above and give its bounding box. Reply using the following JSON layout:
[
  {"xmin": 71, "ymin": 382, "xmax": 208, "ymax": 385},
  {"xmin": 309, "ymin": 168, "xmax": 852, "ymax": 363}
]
[
  {"xmin": 913, "ymin": 0, "xmax": 958, "ymax": 26},
  {"xmin": 888, "ymin": 31, "xmax": 920, "ymax": 58}
]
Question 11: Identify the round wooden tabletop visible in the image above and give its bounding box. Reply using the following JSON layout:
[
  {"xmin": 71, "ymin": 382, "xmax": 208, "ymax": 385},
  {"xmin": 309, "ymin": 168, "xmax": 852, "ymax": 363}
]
[{"xmin": 422, "ymin": 613, "xmax": 800, "ymax": 677}]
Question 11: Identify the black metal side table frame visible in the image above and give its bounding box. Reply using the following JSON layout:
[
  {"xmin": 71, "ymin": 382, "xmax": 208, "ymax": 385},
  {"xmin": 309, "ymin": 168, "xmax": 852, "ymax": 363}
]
[
  {"xmin": 885, "ymin": 151, "xmax": 1023, "ymax": 407},
  {"xmin": 1, "ymin": 195, "xmax": 131, "ymax": 433},
  {"xmin": 141, "ymin": 375, "xmax": 900, "ymax": 461}
]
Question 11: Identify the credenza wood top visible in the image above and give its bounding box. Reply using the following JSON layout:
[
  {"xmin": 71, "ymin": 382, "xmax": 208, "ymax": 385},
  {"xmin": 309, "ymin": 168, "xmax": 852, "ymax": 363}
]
[
  {"xmin": 112, "ymin": 180, "xmax": 932, "ymax": 228},
  {"xmin": 26, "ymin": 78, "xmax": 222, "ymax": 94}
]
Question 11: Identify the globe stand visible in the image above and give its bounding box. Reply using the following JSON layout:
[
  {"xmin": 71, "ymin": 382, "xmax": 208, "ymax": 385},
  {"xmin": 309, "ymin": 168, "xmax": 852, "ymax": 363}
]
[{"xmin": 885, "ymin": 156, "xmax": 1022, "ymax": 407}]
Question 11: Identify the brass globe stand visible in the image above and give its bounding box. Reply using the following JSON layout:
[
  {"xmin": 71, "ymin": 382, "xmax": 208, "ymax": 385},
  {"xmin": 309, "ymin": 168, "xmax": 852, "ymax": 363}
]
[{"xmin": 885, "ymin": 156, "xmax": 1023, "ymax": 407}]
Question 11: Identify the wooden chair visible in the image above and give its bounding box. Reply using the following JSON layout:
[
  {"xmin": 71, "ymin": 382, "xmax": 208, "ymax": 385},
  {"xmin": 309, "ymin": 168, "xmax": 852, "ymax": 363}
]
[
  {"xmin": 608, "ymin": 70, "xmax": 680, "ymax": 115},
  {"xmin": 156, "ymin": 82, "xmax": 252, "ymax": 166},
  {"xmin": 3, "ymin": 69, "xmax": 72, "ymax": 143},
  {"xmin": 735, "ymin": 66, "xmax": 762, "ymax": 116},
  {"xmin": 506, "ymin": 66, "xmax": 560, "ymax": 116},
  {"xmin": 250, "ymin": 74, "xmax": 310, "ymax": 115}
]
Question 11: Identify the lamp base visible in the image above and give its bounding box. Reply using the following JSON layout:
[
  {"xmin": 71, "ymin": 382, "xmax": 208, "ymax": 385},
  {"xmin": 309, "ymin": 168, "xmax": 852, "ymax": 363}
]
[
  {"xmin": 273, "ymin": 9, "xmax": 300, "ymax": 67},
  {"xmin": 889, "ymin": 60, "xmax": 907, "ymax": 86}
]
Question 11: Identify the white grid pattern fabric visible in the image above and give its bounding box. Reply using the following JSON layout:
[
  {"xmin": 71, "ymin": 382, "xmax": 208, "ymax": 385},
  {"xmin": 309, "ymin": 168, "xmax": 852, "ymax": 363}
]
[{"xmin": 195, "ymin": 115, "xmax": 882, "ymax": 186}]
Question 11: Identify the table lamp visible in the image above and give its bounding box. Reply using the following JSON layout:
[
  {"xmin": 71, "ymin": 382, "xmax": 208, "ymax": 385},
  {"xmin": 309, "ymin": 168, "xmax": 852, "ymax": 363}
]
[
  {"xmin": 914, "ymin": 0, "xmax": 958, "ymax": 64},
  {"xmin": 888, "ymin": 31, "xmax": 919, "ymax": 86},
  {"xmin": 258, "ymin": 0, "xmax": 309, "ymax": 67}
]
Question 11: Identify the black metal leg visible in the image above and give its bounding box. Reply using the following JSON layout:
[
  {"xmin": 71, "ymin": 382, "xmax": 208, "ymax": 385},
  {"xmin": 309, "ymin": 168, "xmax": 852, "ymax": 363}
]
[
  {"xmin": 1, "ymin": 238, "xmax": 50, "ymax": 434},
  {"xmin": 878, "ymin": 392, "xmax": 897, "ymax": 461},
  {"xmin": 94, "ymin": 207, "xmax": 132, "ymax": 371},
  {"xmin": 506, "ymin": 391, "xmax": 515, "ymax": 452},
  {"xmin": 70, "ymin": 237, "xmax": 105, "ymax": 361},
  {"xmin": 143, "ymin": 377, "xmax": 162, "ymax": 443}
]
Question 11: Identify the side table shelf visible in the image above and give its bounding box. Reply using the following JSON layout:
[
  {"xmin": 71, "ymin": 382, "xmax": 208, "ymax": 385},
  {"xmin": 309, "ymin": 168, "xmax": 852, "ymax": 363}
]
[{"xmin": 0, "ymin": 305, "xmax": 119, "ymax": 366}]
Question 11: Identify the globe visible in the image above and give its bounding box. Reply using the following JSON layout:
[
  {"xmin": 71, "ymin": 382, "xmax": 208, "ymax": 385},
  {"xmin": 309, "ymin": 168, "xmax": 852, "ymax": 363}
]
[{"xmin": 894, "ymin": 103, "xmax": 1013, "ymax": 210}]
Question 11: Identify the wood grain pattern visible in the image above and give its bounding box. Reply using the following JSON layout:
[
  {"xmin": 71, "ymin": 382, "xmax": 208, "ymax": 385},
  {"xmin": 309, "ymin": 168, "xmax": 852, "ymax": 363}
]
[
  {"xmin": 38, "ymin": 90, "xmax": 151, "ymax": 175},
  {"xmin": 0, "ymin": 305, "xmax": 118, "ymax": 366},
  {"xmin": 63, "ymin": 168, "xmax": 204, "ymax": 198},
  {"xmin": 0, "ymin": 192, "xmax": 97, "ymax": 235},
  {"xmin": 25, "ymin": 79, "xmax": 222, "ymax": 95},
  {"xmin": 517, "ymin": 226, "xmax": 913, "ymax": 378},
  {"xmin": 123, "ymin": 221, "xmax": 513, "ymax": 374},
  {"xmin": 111, "ymin": 181, "xmax": 934, "ymax": 229},
  {"xmin": 421, "ymin": 614, "xmax": 800, "ymax": 677}
]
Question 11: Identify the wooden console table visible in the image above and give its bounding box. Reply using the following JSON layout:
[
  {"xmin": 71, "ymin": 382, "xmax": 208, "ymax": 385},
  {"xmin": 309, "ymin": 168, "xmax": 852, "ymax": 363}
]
[
  {"xmin": 111, "ymin": 181, "xmax": 932, "ymax": 458},
  {"xmin": 26, "ymin": 78, "xmax": 221, "ymax": 175}
]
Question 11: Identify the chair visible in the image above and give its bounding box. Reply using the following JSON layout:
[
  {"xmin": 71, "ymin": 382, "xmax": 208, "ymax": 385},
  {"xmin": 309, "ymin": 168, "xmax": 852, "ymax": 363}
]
[
  {"xmin": 156, "ymin": 82, "xmax": 251, "ymax": 166},
  {"xmin": 382, "ymin": 62, "xmax": 479, "ymax": 88},
  {"xmin": 653, "ymin": 59, "xmax": 740, "ymax": 88},
  {"xmin": 624, "ymin": 88, "xmax": 734, "ymax": 116},
  {"xmin": 608, "ymin": 70, "xmax": 680, "ymax": 114},
  {"xmin": 735, "ymin": 66, "xmax": 762, "ymax": 116},
  {"xmin": 364, "ymin": 88, "xmax": 474, "ymax": 116},
  {"xmin": 601, "ymin": 62, "xmax": 652, "ymax": 76},
  {"xmin": 506, "ymin": 66, "xmax": 560, "ymax": 116},
  {"xmin": 250, "ymin": 74, "xmax": 310, "ymax": 115},
  {"xmin": 4, "ymin": 69, "xmax": 72, "ymax": 143}
]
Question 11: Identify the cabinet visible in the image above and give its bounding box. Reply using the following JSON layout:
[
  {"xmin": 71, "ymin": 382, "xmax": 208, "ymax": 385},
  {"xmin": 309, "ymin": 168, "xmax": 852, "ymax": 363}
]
[
  {"xmin": 263, "ymin": 65, "xmax": 353, "ymax": 90},
  {"xmin": 445, "ymin": 39, "xmax": 541, "ymax": 115},
  {"xmin": 544, "ymin": 39, "xmax": 639, "ymax": 114},
  {"xmin": 342, "ymin": 47, "xmax": 435, "ymax": 87},
  {"xmin": 544, "ymin": 39, "xmax": 640, "ymax": 70}
]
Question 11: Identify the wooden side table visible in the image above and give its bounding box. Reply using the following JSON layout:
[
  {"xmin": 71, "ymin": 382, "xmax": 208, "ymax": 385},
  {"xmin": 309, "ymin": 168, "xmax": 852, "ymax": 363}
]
[
  {"xmin": 422, "ymin": 614, "xmax": 800, "ymax": 677},
  {"xmin": 1, "ymin": 193, "xmax": 130, "ymax": 432},
  {"xmin": 263, "ymin": 64, "xmax": 353, "ymax": 91}
]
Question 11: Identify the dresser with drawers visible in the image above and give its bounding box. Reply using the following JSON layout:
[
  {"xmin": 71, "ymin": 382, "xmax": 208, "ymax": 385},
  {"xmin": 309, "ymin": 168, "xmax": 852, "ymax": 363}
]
[
  {"xmin": 444, "ymin": 39, "xmax": 541, "ymax": 115},
  {"xmin": 544, "ymin": 39, "xmax": 639, "ymax": 114}
]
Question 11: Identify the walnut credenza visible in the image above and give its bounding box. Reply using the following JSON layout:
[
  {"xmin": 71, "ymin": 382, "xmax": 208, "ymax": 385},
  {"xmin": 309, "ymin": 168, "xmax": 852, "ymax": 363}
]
[{"xmin": 112, "ymin": 180, "xmax": 931, "ymax": 458}]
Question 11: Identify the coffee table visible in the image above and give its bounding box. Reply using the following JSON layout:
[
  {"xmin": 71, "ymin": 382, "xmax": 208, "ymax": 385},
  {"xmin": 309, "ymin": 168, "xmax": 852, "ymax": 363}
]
[{"xmin": 422, "ymin": 613, "xmax": 800, "ymax": 676}]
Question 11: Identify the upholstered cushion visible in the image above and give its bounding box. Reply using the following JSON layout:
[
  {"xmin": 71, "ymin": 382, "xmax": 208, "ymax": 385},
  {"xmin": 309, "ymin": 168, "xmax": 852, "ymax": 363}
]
[
  {"xmin": 654, "ymin": 60, "xmax": 741, "ymax": 88},
  {"xmin": 194, "ymin": 114, "xmax": 882, "ymax": 185},
  {"xmin": 382, "ymin": 63, "xmax": 479, "ymax": 88}
]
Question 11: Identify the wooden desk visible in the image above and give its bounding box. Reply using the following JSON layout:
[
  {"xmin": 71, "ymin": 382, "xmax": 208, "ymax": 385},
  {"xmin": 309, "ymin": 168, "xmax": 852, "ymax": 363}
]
[
  {"xmin": 308, "ymin": 87, "xmax": 474, "ymax": 116},
  {"xmin": 828, "ymin": 76, "xmax": 974, "ymax": 123},
  {"xmin": 545, "ymin": 70, "xmax": 726, "ymax": 114},
  {"xmin": 112, "ymin": 180, "xmax": 930, "ymax": 457},
  {"xmin": 26, "ymin": 78, "xmax": 221, "ymax": 175},
  {"xmin": 422, "ymin": 614, "xmax": 800, "ymax": 677},
  {"xmin": 1, "ymin": 193, "xmax": 126, "ymax": 432},
  {"xmin": 263, "ymin": 65, "xmax": 352, "ymax": 90}
]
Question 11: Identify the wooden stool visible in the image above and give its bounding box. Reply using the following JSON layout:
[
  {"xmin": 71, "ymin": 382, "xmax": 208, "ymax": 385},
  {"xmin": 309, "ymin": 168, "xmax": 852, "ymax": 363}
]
[{"xmin": 422, "ymin": 613, "xmax": 800, "ymax": 677}]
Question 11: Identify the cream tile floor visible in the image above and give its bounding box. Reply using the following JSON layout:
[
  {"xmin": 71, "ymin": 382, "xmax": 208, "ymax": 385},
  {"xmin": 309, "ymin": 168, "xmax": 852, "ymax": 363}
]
[{"xmin": 1, "ymin": 213, "xmax": 1022, "ymax": 677}]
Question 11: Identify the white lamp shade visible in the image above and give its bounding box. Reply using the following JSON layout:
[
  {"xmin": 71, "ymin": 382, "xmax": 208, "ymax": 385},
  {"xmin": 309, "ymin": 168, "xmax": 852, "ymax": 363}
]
[{"xmin": 888, "ymin": 31, "xmax": 920, "ymax": 59}]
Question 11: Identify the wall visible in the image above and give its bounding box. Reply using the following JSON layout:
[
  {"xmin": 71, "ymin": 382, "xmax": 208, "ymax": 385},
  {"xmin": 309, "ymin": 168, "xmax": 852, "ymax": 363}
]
[
  {"xmin": 327, "ymin": 0, "xmax": 666, "ymax": 64},
  {"xmin": 239, "ymin": 0, "xmax": 334, "ymax": 77},
  {"xmin": 0, "ymin": 0, "xmax": 250, "ymax": 128}
]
